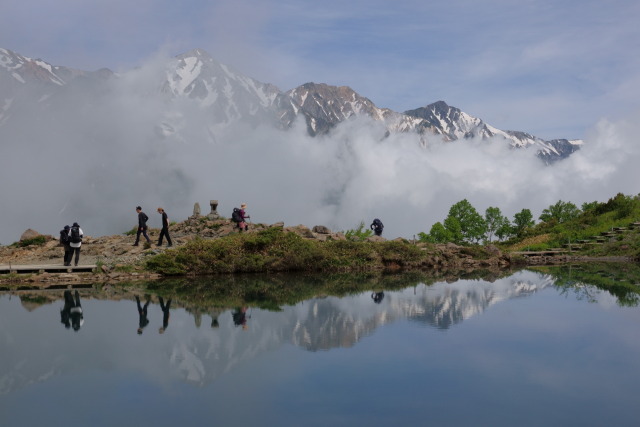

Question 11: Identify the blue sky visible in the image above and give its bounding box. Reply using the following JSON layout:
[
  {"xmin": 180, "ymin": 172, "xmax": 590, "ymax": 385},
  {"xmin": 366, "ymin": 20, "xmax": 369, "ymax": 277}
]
[{"xmin": 2, "ymin": 0, "xmax": 639, "ymax": 140}]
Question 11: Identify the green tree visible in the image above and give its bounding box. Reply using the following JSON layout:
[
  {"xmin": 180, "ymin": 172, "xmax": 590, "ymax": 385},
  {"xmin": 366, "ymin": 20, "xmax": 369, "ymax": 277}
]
[
  {"xmin": 443, "ymin": 216, "xmax": 463, "ymax": 244},
  {"xmin": 495, "ymin": 218, "xmax": 513, "ymax": 241},
  {"xmin": 595, "ymin": 193, "xmax": 635, "ymax": 218},
  {"xmin": 512, "ymin": 208, "xmax": 535, "ymax": 237},
  {"xmin": 426, "ymin": 221, "xmax": 453, "ymax": 243},
  {"xmin": 484, "ymin": 206, "xmax": 509, "ymax": 242},
  {"xmin": 581, "ymin": 201, "xmax": 600, "ymax": 212},
  {"xmin": 417, "ymin": 231, "xmax": 431, "ymax": 243},
  {"xmin": 539, "ymin": 200, "xmax": 581, "ymax": 224},
  {"xmin": 446, "ymin": 199, "xmax": 486, "ymax": 243}
]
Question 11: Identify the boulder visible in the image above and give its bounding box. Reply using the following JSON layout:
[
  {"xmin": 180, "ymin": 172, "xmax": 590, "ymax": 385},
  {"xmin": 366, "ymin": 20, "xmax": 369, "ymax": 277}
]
[
  {"xmin": 485, "ymin": 244, "xmax": 502, "ymax": 256},
  {"xmin": 20, "ymin": 229, "xmax": 41, "ymax": 241},
  {"xmin": 312, "ymin": 225, "xmax": 331, "ymax": 234},
  {"xmin": 286, "ymin": 225, "xmax": 315, "ymax": 238}
]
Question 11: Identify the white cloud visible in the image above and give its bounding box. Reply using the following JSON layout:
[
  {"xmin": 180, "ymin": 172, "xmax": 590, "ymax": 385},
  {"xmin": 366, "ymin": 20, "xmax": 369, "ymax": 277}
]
[
  {"xmin": 1, "ymin": 50, "xmax": 639, "ymax": 245},
  {"xmin": 2, "ymin": 1, "xmax": 640, "ymax": 243}
]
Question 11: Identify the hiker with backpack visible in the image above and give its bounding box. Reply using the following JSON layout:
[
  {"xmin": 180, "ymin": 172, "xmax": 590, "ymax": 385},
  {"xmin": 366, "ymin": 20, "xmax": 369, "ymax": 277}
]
[
  {"xmin": 59, "ymin": 225, "xmax": 73, "ymax": 266},
  {"xmin": 370, "ymin": 218, "xmax": 384, "ymax": 236},
  {"xmin": 232, "ymin": 203, "xmax": 250, "ymax": 232},
  {"xmin": 133, "ymin": 206, "xmax": 151, "ymax": 246},
  {"xmin": 68, "ymin": 222, "xmax": 84, "ymax": 266}
]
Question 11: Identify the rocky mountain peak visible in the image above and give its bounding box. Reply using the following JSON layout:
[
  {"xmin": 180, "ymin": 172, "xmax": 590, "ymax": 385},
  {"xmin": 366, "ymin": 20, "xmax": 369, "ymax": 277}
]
[
  {"xmin": 0, "ymin": 46, "xmax": 582, "ymax": 162},
  {"xmin": 277, "ymin": 82, "xmax": 389, "ymax": 135}
]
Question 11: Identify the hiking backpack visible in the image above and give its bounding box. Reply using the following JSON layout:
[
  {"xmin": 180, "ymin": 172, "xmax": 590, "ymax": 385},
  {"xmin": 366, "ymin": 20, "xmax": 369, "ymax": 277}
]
[
  {"xmin": 60, "ymin": 230, "xmax": 70, "ymax": 245},
  {"xmin": 372, "ymin": 218, "xmax": 383, "ymax": 229},
  {"xmin": 69, "ymin": 226, "xmax": 82, "ymax": 244},
  {"xmin": 231, "ymin": 208, "xmax": 242, "ymax": 223}
]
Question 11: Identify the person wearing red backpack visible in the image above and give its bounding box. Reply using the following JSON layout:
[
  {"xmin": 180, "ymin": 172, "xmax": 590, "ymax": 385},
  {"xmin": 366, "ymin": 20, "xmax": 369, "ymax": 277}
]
[{"xmin": 238, "ymin": 203, "xmax": 250, "ymax": 232}]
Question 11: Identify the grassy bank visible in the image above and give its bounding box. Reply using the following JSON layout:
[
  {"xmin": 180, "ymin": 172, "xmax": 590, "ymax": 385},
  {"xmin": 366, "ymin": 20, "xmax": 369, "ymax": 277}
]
[
  {"xmin": 145, "ymin": 227, "xmax": 452, "ymax": 275},
  {"xmin": 500, "ymin": 193, "xmax": 640, "ymax": 258}
]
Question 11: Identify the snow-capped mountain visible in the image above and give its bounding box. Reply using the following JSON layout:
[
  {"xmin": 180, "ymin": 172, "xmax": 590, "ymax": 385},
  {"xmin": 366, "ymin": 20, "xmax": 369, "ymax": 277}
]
[
  {"xmin": 0, "ymin": 47, "xmax": 581, "ymax": 161},
  {"xmin": 404, "ymin": 101, "xmax": 583, "ymax": 162},
  {"xmin": 0, "ymin": 48, "xmax": 113, "ymax": 126},
  {"xmin": 274, "ymin": 82, "xmax": 423, "ymax": 136},
  {"xmin": 162, "ymin": 48, "xmax": 280, "ymax": 127}
]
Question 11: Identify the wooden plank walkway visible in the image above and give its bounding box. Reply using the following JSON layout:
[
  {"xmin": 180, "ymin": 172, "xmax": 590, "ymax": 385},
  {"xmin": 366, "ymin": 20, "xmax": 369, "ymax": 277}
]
[{"xmin": 0, "ymin": 264, "xmax": 97, "ymax": 274}]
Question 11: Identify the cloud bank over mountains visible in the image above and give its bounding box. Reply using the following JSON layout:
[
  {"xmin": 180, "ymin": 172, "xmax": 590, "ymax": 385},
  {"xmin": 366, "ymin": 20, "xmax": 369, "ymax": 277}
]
[{"xmin": 0, "ymin": 48, "xmax": 638, "ymax": 244}]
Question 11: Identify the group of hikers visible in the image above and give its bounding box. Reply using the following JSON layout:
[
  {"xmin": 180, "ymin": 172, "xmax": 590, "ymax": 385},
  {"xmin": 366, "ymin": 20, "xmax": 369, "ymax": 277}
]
[
  {"xmin": 59, "ymin": 202, "xmax": 383, "ymax": 266},
  {"xmin": 59, "ymin": 222, "xmax": 84, "ymax": 266},
  {"xmin": 58, "ymin": 205, "xmax": 173, "ymax": 266},
  {"xmin": 132, "ymin": 206, "xmax": 172, "ymax": 247}
]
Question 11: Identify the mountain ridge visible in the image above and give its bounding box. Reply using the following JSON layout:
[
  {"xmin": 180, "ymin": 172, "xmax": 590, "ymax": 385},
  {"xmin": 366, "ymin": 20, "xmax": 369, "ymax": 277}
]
[{"xmin": 0, "ymin": 47, "xmax": 581, "ymax": 161}]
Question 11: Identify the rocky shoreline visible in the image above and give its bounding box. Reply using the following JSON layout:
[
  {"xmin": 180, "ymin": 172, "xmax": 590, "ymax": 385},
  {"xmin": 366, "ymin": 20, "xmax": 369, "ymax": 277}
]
[{"xmin": 0, "ymin": 215, "xmax": 634, "ymax": 288}]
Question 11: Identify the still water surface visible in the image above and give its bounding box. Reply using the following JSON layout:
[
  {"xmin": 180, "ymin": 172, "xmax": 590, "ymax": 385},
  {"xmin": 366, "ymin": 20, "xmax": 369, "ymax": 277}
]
[{"xmin": 2, "ymin": 268, "xmax": 640, "ymax": 426}]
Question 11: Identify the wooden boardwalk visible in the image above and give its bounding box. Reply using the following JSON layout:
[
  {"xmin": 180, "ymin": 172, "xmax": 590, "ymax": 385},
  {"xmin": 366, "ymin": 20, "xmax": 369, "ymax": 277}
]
[{"xmin": 0, "ymin": 264, "xmax": 97, "ymax": 274}]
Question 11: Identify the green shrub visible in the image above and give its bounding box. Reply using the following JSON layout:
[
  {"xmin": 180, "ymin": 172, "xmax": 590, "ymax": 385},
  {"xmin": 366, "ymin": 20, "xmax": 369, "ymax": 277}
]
[
  {"xmin": 14, "ymin": 236, "xmax": 47, "ymax": 247},
  {"xmin": 344, "ymin": 221, "xmax": 373, "ymax": 241},
  {"xmin": 123, "ymin": 226, "xmax": 138, "ymax": 236},
  {"xmin": 145, "ymin": 253, "xmax": 187, "ymax": 275}
]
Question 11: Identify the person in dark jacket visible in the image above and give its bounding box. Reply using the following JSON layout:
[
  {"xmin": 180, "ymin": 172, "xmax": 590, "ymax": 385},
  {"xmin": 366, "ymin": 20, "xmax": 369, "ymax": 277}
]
[
  {"xmin": 133, "ymin": 206, "xmax": 151, "ymax": 246},
  {"xmin": 370, "ymin": 218, "xmax": 384, "ymax": 236},
  {"xmin": 156, "ymin": 207, "xmax": 172, "ymax": 247},
  {"xmin": 60, "ymin": 225, "xmax": 72, "ymax": 266}
]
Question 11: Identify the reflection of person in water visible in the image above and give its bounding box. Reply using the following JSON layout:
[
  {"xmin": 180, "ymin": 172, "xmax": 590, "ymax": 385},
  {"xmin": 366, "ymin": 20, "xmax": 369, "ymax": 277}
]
[
  {"xmin": 232, "ymin": 307, "xmax": 249, "ymax": 330},
  {"xmin": 60, "ymin": 290, "xmax": 84, "ymax": 331},
  {"xmin": 136, "ymin": 295, "xmax": 150, "ymax": 334},
  {"xmin": 210, "ymin": 308, "xmax": 224, "ymax": 328},
  {"xmin": 158, "ymin": 297, "xmax": 171, "ymax": 334},
  {"xmin": 371, "ymin": 291, "xmax": 385, "ymax": 304}
]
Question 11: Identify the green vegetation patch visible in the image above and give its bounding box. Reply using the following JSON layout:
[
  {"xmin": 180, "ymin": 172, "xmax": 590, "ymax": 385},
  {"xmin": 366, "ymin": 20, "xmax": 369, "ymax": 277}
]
[
  {"xmin": 145, "ymin": 227, "xmax": 437, "ymax": 276},
  {"xmin": 13, "ymin": 236, "xmax": 47, "ymax": 247}
]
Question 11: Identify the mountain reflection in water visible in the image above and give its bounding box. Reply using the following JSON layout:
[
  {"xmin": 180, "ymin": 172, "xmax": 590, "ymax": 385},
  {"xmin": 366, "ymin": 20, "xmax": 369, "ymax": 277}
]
[{"xmin": 1, "ymin": 266, "xmax": 640, "ymax": 426}]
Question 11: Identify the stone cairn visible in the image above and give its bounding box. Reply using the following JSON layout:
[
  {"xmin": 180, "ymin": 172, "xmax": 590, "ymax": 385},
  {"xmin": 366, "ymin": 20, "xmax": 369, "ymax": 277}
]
[
  {"xmin": 190, "ymin": 200, "xmax": 220, "ymax": 220},
  {"xmin": 207, "ymin": 200, "xmax": 219, "ymax": 219},
  {"xmin": 190, "ymin": 202, "xmax": 201, "ymax": 220}
]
